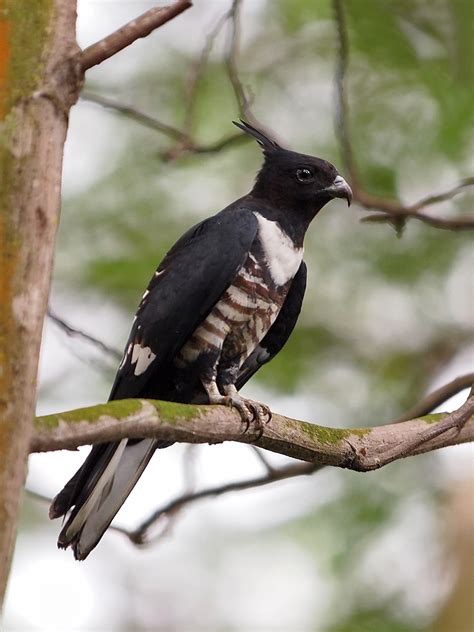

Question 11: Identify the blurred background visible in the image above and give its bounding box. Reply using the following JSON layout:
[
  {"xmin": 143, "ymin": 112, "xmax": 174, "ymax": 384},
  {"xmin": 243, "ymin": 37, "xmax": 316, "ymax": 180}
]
[{"xmin": 4, "ymin": 0, "xmax": 474, "ymax": 630}]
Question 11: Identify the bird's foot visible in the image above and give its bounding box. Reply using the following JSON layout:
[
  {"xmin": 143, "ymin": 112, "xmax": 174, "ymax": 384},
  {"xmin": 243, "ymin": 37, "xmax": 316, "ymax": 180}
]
[
  {"xmin": 203, "ymin": 380, "xmax": 271, "ymax": 439},
  {"xmin": 222, "ymin": 386, "xmax": 272, "ymax": 440}
]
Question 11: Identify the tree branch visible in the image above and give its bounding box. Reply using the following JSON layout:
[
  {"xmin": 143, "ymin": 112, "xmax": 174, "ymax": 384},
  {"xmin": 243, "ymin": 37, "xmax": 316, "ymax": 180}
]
[
  {"xmin": 29, "ymin": 384, "xmax": 473, "ymax": 546},
  {"xmin": 80, "ymin": 1, "xmax": 193, "ymax": 72},
  {"xmin": 81, "ymin": 91, "xmax": 187, "ymax": 141},
  {"xmin": 225, "ymin": 0, "xmax": 252, "ymax": 119},
  {"xmin": 118, "ymin": 461, "xmax": 320, "ymax": 545},
  {"xmin": 32, "ymin": 396, "xmax": 474, "ymax": 471},
  {"xmin": 333, "ymin": 0, "xmax": 356, "ymax": 184},
  {"xmin": 332, "ymin": 0, "xmax": 474, "ymax": 231},
  {"xmin": 47, "ymin": 307, "xmax": 122, "ymax": 361},
  {"xmin": 27, "ymin": 460, "xmax": 319, "ymax": 545},
  {"xmin": 182, "ymin": 5, "xmax": 231, "ymax": 134},
  {"xmin": 393, "ymin": 373, "xmax": 474, "ymax": 423},
  {"xmin": 81, "ymin": 91, "xmax": 247, "ymax": 160},
  {"xmin": 357, "ymin": 184, "xmax": 474, "ymax": 232}
]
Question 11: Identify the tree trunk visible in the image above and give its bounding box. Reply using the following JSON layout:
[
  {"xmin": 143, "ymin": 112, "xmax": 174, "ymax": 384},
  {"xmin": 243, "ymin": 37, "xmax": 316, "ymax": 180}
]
[{"xmin": 0, "ymin": 0, "xmax": 80, "ymax": 609}]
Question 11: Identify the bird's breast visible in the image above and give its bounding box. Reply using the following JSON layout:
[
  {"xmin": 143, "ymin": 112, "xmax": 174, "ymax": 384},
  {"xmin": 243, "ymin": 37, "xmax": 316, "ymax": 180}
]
[
  {"xmin": 175, "ymin": 243, "xmax": 292, "ymax": 368},
  {"xmin": 254, "ymin": 212, "xmax": 304, "ymax": 286}
]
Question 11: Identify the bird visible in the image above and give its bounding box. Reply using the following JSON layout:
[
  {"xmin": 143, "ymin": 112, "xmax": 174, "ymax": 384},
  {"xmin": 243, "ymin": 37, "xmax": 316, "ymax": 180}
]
[{"xmin": 49, "ymin": 120, "xmax": 352, "ymax": 560}]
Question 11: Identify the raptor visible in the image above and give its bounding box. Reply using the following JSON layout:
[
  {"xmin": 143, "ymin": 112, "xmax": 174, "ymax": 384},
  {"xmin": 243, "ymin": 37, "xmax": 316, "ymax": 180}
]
[{"xmin": 50, "ymin": 120, "xmax": 352, "ymax": 559}]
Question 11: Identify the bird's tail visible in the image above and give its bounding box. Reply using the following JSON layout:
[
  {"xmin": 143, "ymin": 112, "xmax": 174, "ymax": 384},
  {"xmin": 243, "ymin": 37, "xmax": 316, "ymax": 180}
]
[{"xmin": 49, "ymin": 438, "xmax": 158, "ymax": 560}]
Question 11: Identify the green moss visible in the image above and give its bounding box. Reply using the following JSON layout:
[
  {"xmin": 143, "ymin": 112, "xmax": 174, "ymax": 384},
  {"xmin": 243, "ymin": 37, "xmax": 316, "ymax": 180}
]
[
  {"xmin": 420, "ymin": 413, "xmax": 445, "ymax": 424},
  {"xmin": 2, "ymin": 0, "xmax": 53, "ymax": 109},
  {"xmin": 297, "ymin": 420, "xmax": 371, "ymax": 446},
  {"xmin": 152, "ymin": 400, "xmax": 205, "ymax": 423},
  {"xmin": 35, "ymin": 399, "xmax": 206, "ymax": 431},
  {"xmin": 36, "ymin": 399, "xmax": 143, "ymax": 430}
]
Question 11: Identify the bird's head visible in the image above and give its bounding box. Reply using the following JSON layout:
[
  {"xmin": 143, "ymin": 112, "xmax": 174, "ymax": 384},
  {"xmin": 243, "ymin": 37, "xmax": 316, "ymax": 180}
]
[{"xmin": 234, "ymin": 120, "xmax": 352, "ymax": 226}]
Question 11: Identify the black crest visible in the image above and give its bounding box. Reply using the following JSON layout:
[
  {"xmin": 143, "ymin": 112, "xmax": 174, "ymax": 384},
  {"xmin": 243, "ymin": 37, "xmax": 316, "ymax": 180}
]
[{"xmin": 233, "ymin": 120, "xmax": 282, "ymax": 155}]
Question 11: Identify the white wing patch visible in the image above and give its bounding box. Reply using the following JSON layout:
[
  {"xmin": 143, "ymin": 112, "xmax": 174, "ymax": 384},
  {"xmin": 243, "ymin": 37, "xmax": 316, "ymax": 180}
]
[
  {"xmin": 131, "ymin": 343, "xmax": 156, "ymax": 376},
  {"xmin": 254, "ymin": 213, "xmax": 303, "ymax": 286}
]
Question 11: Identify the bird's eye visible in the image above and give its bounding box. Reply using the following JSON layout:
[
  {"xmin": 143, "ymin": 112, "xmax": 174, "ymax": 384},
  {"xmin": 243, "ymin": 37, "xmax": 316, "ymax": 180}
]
[{"xmin": 296, "ymin": 168, "xmax": 314, "ymax": 183}]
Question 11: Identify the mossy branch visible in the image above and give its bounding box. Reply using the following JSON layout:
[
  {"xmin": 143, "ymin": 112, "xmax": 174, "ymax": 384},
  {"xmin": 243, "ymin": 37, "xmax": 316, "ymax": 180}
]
[{"xmin": 32, "ymin": 396, "xmax": 474, "ymax": 472}]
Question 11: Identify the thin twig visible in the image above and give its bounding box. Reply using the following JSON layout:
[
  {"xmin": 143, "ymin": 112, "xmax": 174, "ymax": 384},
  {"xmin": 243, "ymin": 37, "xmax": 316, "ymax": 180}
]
[
  {"xmin": 125, "ymin": 462, "xmax": 319, "ymax": 545},
  {"xmin": 225, "ymin": 0, "xmax": 252, "ymax": 119},
  {"xmin": 159, "ymin": 131, "xmax": 246, "ymax": 160},
  {"xmin": 82, "ymin": 91, "xmax": 247, "ymax": 159},
  {"xmin": 362, "ymin": 388, "xmax": 474, "ymax": 470},
  {"xmin": 80, "ymin": 1, "xmax": 193, "ymax": 72},
  {"xmin": 47, "ymin": 308, "xmax": 122, "ymax": 361},
  {"xmin": 332, "ymin": 0, "xmax": 474, "ymax": 231},
  {"xmin": 183, "ymin": 8, "xmax": 232, "ymax": 134},
  {"xmin": 250, "ymin": 446, "xmax": 277, "ymax": 474},
  {"xmin": 394, "ymin": 373, "xmax": 474, "ymax": 423},
  {"xmin": 358, "ymin": 185, "xmax": 474, "ymax": 231},
  {"xmin": 26, "ymin": 461, "xmax": 319, "ymax": 546},
  {"xmin": 81, "ymin": 92, "xmax": 187, "ymax": 141},
  {"xmin": 333, "ymin": 0, "xmax": 357, "ymax": 183},
  {"xmin": 409, "ymin": 177, "xmax": 474, "ymax": 213}
]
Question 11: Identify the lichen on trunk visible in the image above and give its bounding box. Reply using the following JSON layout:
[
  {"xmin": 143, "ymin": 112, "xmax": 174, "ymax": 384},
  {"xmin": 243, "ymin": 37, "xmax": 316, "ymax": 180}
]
[{"xmin": 0, "ymin": 0, "xmax": 81, "ymax": 610}]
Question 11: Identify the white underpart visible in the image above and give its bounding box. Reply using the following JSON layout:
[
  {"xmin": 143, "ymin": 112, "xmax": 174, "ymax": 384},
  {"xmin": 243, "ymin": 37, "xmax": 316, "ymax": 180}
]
[
  {"xmin": 195, "ymin": 326, "xmax": 224, "ymax": 348},
  {"xmin": 226, "ymin": 284, "xmax": 251, "ymax": 307},
  {"xmin": 254, "ymin": 213, "xmax": 303, "ymax": 286},
  {"xmin": 131, "ymin": 343, "xmax": 156, "ymax": 375},
  {"xmin": 217, "ymin": 299, "xmax": 248, "ymax": 322}
]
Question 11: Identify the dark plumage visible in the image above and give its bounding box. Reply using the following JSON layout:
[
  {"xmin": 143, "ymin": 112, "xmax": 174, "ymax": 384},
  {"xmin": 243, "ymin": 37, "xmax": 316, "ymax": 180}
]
[{"xmin": 50, "ymin": 120, "xmax": 352, "ymax": 559}]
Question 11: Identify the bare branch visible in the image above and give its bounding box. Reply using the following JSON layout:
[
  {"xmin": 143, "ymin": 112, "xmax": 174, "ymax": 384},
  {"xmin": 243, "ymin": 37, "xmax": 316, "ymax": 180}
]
[
  {"xmin": 394, "ymin": 373, "xmax": 474, "ymax": 423},
  {"xmin": 332, "ymin": 0, "xmax": 474, "ymax": 231},
  {"xmin": 47, "ymin": 307, "xmax": 122, "ymax": 361},
  {"xmin": 160, "ymin": 130, "xmax": 246, "ymax": 160},
  {"xmin": 32, "ymin": 398, "xmax": 474, "ymax": 471},
  {"xmin": 81, "ymin": 92, "xmax": 187, "ymax": 142},
  {"xmin": 80, "ymin": 1, "xmax": 193, "ymax": 72},
  {"xmin": 409, "ymin": 177, "xmax": 474, "ymax": 213},
  {"xmin": 124, "ymin": 461, "xmax": 319, "ymax": 545},
  {"xmin": 225, "ymin": 0, "xmax": 252, "ymax": 119},
  {"xmin": 357, "ymin": 185, "xmax": 474, "ymax": 232},
  {"xmin": 333, "ymin": 0, "xmax": 357, "ymax": 183},
  {"xmin": 360, "ymin": 387, "xmax": 474, "ymax": 470},
  {"xmin": 250, "ymin": 445, "xmax": 278, "ymax": 474},
  {"xmin": 81, "ymin": 91, "xmax": 247, "ymax": 159},
  {"xmin": 80, "ymin": 1, "xmax": 254, "ymax": 160},
  {"xmin": 26, "ymin": 460, "xmax": 318, "ymax": 546},
  {"xmin": 183, "ymin": 7, "xmax": 231, "ymax": 134},
  {"xmin": 167, "ymin": 0, "xmax": 253, "ymax": 158}
]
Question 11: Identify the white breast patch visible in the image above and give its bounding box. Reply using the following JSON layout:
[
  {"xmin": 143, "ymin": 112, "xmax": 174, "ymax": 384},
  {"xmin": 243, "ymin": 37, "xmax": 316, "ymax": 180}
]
[{"xmin": 254, "ymin": 213, "xmax": 303, "ymax": 286}]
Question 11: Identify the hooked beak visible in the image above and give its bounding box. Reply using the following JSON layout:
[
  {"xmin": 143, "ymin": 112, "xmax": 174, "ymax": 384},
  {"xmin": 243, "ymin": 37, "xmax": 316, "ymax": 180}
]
[{"xmin": 325, "ymin": 174, "xmax": 352, "ymax": 206}]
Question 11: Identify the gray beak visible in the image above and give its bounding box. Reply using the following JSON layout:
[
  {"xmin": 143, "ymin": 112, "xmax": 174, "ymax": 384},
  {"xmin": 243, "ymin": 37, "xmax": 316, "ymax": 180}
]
[{"xmin": 325, "ymin": 174, "xmax": 353, "ymax": 206}]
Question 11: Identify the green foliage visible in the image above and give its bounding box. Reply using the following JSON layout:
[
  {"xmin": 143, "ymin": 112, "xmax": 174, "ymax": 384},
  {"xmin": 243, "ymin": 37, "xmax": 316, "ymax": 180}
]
[
  {"xmin": 275, "ymin": 0, "xmax": 332, "ymax": 32},
  {"xmin": 325, "ymin": 608, "xmax": 426, "ymax": 632}
]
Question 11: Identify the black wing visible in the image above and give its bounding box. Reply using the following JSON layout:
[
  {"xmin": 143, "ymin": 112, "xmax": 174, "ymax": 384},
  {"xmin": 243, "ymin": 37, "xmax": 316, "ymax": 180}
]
[
  {"xmin": 110, "ymin": 206, "xmax": 259, "ymax": 400},
  {"xmin": 236, "ymin": 261, "xmax": 307, "ymax": 389}
]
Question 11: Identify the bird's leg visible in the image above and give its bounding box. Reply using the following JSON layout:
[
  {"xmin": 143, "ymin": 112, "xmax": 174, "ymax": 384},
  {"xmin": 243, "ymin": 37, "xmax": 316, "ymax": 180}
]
[{"xmin": 202, "ymin": 379, "xmax": 271, "ymax": 439}]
